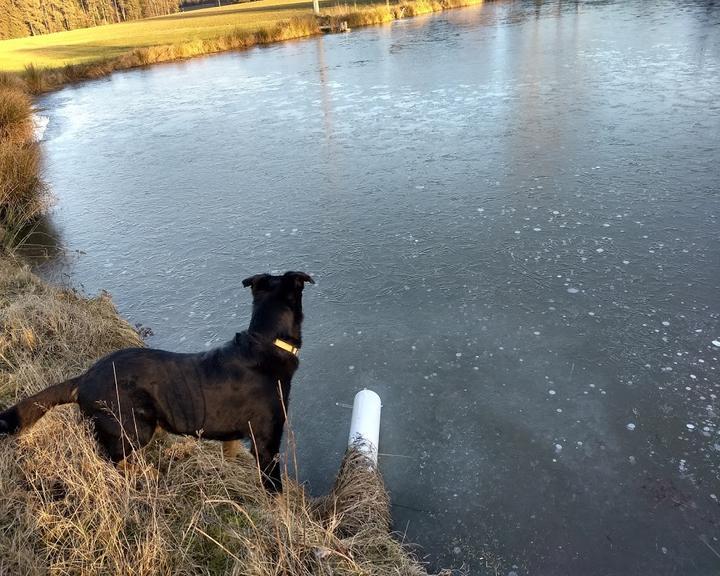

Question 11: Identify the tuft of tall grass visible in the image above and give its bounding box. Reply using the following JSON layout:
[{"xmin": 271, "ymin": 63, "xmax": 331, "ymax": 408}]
[
  {"xmin": 22, "ymin": 64, "xmax": 48, "ymax": 94},
  {"xmin": 0, "ymin": 86, "xmax": 33, "ymax": 143},
  {"xmin": 0, "ymin": 82, "xmax": 48, "ymax": 252},
  {"xmin": 0, "ymin": 142, "xmax": 47, "ymax": 249},
  {"xmin": 0, "ymin": 72, "xmax": 27, "ymax": 92}
]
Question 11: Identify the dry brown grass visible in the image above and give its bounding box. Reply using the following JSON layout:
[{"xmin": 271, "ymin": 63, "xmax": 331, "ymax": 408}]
[
  {"xmin": 0, "ymin": 82, "xmax": 48, "ymax": 252},
  {"xmin": 0, "ymin": 71, "xmax": 27, "ymax": 91},
  {"xmin": 0, "ymin": 259, "xmax": 438, "ymax": 575},
  {"xmin": 0, "ymin": 86, "xmax": 33, "ymax": 143},
  {"xmin": 0, "ymin": 258, "xmax": 142, "ymax": 400},
  {"xmin": 0, "ymin": 141, "xmax": 48, "ymax": 249}
]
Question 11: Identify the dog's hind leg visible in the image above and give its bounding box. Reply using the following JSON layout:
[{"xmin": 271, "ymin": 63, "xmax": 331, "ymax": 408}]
[
  {"xmin": 79, "ymin": 388, "xmax": 159, "ymax": 462},
  {"xmin": 89, "ymin": 408, "xmax": 157, "ymax": 463}
]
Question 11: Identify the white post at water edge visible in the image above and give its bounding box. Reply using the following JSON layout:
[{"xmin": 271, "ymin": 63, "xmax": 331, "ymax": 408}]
[
  {"xmin": 313, "ymin": 0, "xmax": 320, "ymax": 15},
  {"xmin": 348, "ymin": 389, "xmax": 382, "ymax": 465}
]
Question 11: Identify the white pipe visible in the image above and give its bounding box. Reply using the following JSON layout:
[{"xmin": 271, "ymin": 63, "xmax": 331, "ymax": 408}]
[{"xmin": 348, "ymin": 389, "xmax": 382, "ymax": 465}]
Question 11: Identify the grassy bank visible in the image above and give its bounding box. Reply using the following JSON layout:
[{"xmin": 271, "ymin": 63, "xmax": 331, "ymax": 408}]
[
  {"xmin": 0, "ymin": 64, "xmax": 438, "ymax": 576},
  {"xmin": 0, "ymin": 259, "xmax": 438, "ymax": 574},
  {"xmin": 1, "ymin": 0, "xmax": 484, "ymax": 92},
  {"xmin": 0, "ymin": 257, "xmax": 432, "ymax": 574},
  {"xmin": 0, "ymin": 260, "xmax": 434, "ymax": 575}
]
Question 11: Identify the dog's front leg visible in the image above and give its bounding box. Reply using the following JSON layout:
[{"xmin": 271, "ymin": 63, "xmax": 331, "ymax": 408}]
[
  {"xmin": 260, "ymin": 452, "xmax": 282, "ymax": 494},
  {"xmin": 252, "ymin": 422, "xmax": 284, "ymax": 494}
]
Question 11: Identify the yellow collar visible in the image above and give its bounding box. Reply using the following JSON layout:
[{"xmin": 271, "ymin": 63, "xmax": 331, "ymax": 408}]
[{"xmin": 273, "ymin": 338, "xmax": 300, "ymax": 357}]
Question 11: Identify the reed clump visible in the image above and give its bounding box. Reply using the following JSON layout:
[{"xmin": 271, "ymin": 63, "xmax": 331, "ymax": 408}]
[
  {"xmin": 0, "ymin": 79, "xmax": 48, "ymax": 252},
  {"xmin": 0, "ymin": 86, "xmax": 32, "ymax": 142}
]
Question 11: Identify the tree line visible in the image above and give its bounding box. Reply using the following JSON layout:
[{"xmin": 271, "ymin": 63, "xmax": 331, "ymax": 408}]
[{"xmin": 0, "ymin": 0, "xmax": 181, "ymax": 40}]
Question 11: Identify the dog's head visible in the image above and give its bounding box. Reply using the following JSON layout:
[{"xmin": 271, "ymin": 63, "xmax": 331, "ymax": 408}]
[
  {"xmin": 242, "ymin": 271, "xmax": 314, "ymax": 298},
  {"xmin": 242, "ymin": 272, "xmax": 314, "ymax": 341}
]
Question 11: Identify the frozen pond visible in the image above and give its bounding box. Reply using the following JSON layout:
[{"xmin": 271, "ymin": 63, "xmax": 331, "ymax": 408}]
[{"xmin": 35, "ymin": 0, "xmax": 720, "ymax": 573}]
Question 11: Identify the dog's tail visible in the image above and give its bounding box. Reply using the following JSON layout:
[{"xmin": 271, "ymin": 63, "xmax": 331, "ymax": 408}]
[{"xmin": 0, "ymin": 376, "xmax": 80, "ymax": 435}]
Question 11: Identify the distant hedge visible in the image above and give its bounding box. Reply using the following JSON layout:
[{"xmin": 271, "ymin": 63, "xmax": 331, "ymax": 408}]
[{"xmin": 0, "ymin": 0, "xmax": 180, "ymax": 40}]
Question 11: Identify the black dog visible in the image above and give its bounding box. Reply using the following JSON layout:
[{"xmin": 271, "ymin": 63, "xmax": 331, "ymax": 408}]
[{"xmin": 0, "ymin": 271, "xmax": 314, "ymax": 492}]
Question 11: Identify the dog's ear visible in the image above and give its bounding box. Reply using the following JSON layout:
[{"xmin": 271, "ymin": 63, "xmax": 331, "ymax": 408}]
[
  {"xmin": 283, "ymin": 271, "xmax": 315, "ymax": 288},
  {"xmin": 242, "ymin": 273, "xmax": 271, "ymax": 290}
]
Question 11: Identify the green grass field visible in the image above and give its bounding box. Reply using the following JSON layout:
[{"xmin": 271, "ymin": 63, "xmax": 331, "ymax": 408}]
[{"xmin": 0, "ymin": 0, "xmax": 328, "ymax": 72}]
